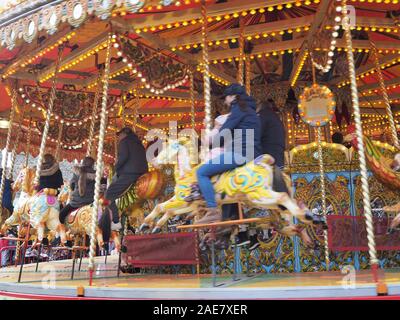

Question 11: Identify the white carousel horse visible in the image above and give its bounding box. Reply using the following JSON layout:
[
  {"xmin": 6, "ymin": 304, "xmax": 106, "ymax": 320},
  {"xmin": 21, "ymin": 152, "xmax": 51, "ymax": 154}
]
[
  {"xmin": 2, "ymin": 167, "xmax": 36, "ymax": 233},
  {"xmin": 2, "ymin": 167, "xmax": 67, "ymax": 244},
  {"xmin": 139, "ymin": 137, "xmax": 325, "ymax": 241}
]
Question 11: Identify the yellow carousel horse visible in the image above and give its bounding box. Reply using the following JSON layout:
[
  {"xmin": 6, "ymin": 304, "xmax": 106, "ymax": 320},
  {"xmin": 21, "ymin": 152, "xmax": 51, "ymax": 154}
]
[
  {"xmin": 139, "ymin": 137, "xmax": 325, "ymax": 238},
  {"xmin": 348, "ymin": 126, "xmax": 400, "ymax": 233}
]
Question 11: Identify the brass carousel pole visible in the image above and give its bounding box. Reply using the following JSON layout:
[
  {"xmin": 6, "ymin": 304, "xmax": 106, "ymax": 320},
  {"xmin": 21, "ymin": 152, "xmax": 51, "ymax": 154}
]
[
  {"xmin": 370, "ymin": 42, "xmax": 399, "ymax": 149},
  {"xmin": 316, "ymin": 126, "xmax": 330, "ymax": 271},
  {"xmin": 8, "ymin": 106, "xmax": 27, "ymax": 181},
  {"xmin": 55, "ymin": 122, "xmax": 63, "ymax": 162},
  {"xmin": 342, "ymin": 1, "xmax": 386, "ymax": 293},
  {"xmin": 33, "ymin": 45, "xmax": 64, "ymax": 187},
  {"xmin": 24, "ymin": 115, "xmax": 33, "ymax": 168},
  {"xmin": 86, "ymin": 73, "xmax": 102, "ymax": 158},
  {"xmin": 245, "ymin": 56, "xmax": 251, "ymax": 96},
  {"xmin": 189, "ymin": 68, "xmax": 198, "ymax": 165},
  {"xmin": 88, "ymin": 34, "xmax": 112, "ymax": 286},
  {"xmin": 133, "ymin": 86, "xmax": 140, "ymax": 131},
  {"xmin": 201, "ymin": 0, "xmax": 211, "ymax": 133},
  {"xmin": 311, "ymin": 61, "xmax": 330, "ymax": 270},
  {"xmin": 0, "ymin": 86, "xmax": 18, "ymax": 218},
  {"xmin": 121, "ymin": 93, "xmax": 126, "ymax": 128},
  {"xmin": 14, "ymin": 112, "xmax": 33, "ymax": 266},
  {"xmin": 237, "ymin": 17, "xmax": 245, "ymax": 86}
]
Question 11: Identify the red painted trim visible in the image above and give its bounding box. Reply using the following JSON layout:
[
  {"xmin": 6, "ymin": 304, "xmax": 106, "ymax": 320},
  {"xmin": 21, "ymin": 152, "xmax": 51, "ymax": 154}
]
[
  {"xmin": 124, "ymin": 232, "xmax": 196, "ymax": 240},
  {"xmin": 327, "ymin": 215, "xmax": 400, "ymax": 251},
  {"xmin": 0, "ymin": 290, "xmax": 399, "ymax": 300},
  {"xmin": 128, "ymin": 260, "xmax": 197, "ymax": 265}
]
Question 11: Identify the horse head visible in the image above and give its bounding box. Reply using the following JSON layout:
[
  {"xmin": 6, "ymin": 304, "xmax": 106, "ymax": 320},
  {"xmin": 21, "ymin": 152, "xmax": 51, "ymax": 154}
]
[
  {"xmin": 152, "ymin": 136, "xmax": 195, "ymax": 168},
  {"xmin": 13, "ymin": 167, "xmax": 35, "ymax": 195},
  {"xmin": 58, "ymin": 183, "xmax": 71, "ymax": 205}
]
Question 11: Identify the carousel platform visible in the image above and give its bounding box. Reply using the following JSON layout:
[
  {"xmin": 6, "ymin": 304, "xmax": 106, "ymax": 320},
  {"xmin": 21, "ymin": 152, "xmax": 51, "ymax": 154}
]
[{"xmin": 0, "ymin": 256, "xmax": 400, "ymax": 300}]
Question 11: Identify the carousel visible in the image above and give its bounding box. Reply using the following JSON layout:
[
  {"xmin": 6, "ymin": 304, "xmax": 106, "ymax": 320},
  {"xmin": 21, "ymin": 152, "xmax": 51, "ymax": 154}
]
[{"xmin": 0, "ymin": 0, "xmax": 399, "ymax": 300}]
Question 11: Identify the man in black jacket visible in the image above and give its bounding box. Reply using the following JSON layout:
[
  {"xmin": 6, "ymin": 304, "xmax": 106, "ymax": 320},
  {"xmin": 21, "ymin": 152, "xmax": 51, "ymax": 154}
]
[
  {"xmin": 105, "ymin": 127, "xmax": 148, "ymax": 230},
  {"xmin": 257, "ymin": 100, "xmax": 286, "ymax": 168},
  {"xmin": 257, "ymin": 100, "xmax": 289, "ymax": 194}
]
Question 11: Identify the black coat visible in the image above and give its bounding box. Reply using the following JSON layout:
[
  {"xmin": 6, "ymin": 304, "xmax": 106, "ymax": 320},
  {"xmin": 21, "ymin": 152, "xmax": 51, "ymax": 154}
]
[
  {"xmin": 69, "ymin": 169, "xmax": 96, "ymax": 207},
  {"xmin": 213, "ymin": 94, "xmax": 262, "ymax": 160},
  {"xmin": 258, "ymin": 106, "xmax": 286, "ymax": 168},
  {"xmin": 38, "ymin": 169, "xmax": 64, "ymax": 191},
  {"xmin": 115, "ymin": 133, "xmax": 148, "ymax": 176}
]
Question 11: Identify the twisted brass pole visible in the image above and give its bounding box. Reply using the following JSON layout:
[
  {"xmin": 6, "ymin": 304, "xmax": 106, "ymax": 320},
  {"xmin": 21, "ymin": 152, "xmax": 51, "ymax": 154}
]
[
  {"xmin": 245, "ymin": 55, "xmax": 251, "ymax": 95},
  {"xmin": 342, "ymin": 1, "xmax": 379, "ymax": 274},
  {"xmin": 316, "ymin": 127, "xmax": 330, "ymax": 270},
  {"xmin": 55, "ymin": 122, "xmax": 63, "ymax": 161},
  {"xmin": 86, "ymin": 73, "xmax": 102, "ymax": 157},
  {"xmin": 370, "ymin": 42, "xmax": 399, "ymax": 149},
  {"xmin": 33, "ymin": 45, "xmax": 64, "ymax": 187},
  {"xmin": 24, "ymin": 116, "xmax": 33, "ymax": 168},
  {"xmin": 121, "ymin": 93, "xmax": 126, "ymax": 128},
  {"xmin": 8, "ymin": 107, "xmax": 27, "ymax": 181},
  {"xmin": 88, "ymin": 34, "xmax": 112, "ymax": 284},
  {"xmin": 237, "ymin": 17, "xmax": 245, "ymax": 85},
  {"xmin": 201, "ymin": 0, "xmax": 211, "ymax": 134}
]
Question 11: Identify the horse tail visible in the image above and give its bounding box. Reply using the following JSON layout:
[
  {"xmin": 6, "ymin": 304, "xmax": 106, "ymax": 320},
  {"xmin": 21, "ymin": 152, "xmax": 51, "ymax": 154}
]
[{"xmin": 99, "ymin": 207, "xmax": 111, "ymax": 244}]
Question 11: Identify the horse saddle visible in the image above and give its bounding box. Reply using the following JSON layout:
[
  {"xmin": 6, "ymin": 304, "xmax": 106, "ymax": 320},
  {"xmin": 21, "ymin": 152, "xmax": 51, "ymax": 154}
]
[{"xmin": 67, "ymin": 208, "xmax": 80, "ymax": 224}]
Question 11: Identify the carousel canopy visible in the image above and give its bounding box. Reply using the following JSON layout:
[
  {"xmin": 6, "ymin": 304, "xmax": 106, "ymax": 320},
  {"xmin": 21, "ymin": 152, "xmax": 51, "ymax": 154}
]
[{"xmin": 0, "ymin": 0, "xmax": 399, "ymax": 160}]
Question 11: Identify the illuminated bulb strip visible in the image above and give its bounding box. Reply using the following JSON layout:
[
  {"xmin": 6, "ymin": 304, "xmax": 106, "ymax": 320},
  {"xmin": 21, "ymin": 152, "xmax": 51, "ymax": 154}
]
[
  {"xmin": 126, "ymin": 93, "xmax": 198, "ymax": 103},
  {"xmin": 291, "ymin": 51, "xmax": 309, "ymax": 87},
  {"xmin": 349, "ymin": 0, "xmax": 398, "ymax": 4},
  {"xmin": 292, "ymin": 141, "xmax": 348, "ymax": 153},
  {"xmin": 170, "ymin": 26, "xmax": 311, "ymax": 51},
  {"xmin": 135, "ymin": 1, "xmax": 321, "ymax": 34},
  {"xmin": 326, "ymin": 24, "xmax": 400, "ymax": 34},
  {"xmin": 137, "ymin": 111, "xmax": 204, "ymax": 118},
  {"xmin": 360, "ymin": 82, "xmax": 400, "ymax": 95},
  {"xmin": 197, "ymin": 65, "xmax": 230, "ymax": 86},
  {"xmin": 39, "ymin": 40, "xmax": 109, "ymax": 83},
  {"xmin": 311, "ymin": 0, "xmax": 343, "ymax": 73},
  {"xmin": 2, "ymin": 31, "xmax": 77, "ymax": 80},
  {"xmin": 209, "ymin": 47, "xmax": 383, "ymax": 66},
  {"xmin": 338, "ymin": 56, "xmax": 400, "ymax": 88}
]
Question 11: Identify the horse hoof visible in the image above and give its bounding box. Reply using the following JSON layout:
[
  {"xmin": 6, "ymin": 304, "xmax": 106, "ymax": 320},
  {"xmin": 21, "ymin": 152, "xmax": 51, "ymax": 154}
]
[
  {"xmin": 387, "ymin": 228, "xmax": 395, "ymax": 235},
  {"xmin": 139, "ymin": 223, "xmax": 149, "ymax": 232},
  {"xmin": 151, "ymin": 227, "xmax": 162, "ymax": 234},
  {"xmin": 120, "ymin": 245, "xmax": 128, "ymax": 253},
  {"xmin": 305, "ymin": 211, "xmax": 314, "ymax": 221}
]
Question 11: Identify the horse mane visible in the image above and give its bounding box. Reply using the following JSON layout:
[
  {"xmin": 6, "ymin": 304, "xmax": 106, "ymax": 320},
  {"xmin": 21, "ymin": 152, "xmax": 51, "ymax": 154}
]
[{"xmin": 22, "ymin": 168, "xmax": 35, "ymax": 195}]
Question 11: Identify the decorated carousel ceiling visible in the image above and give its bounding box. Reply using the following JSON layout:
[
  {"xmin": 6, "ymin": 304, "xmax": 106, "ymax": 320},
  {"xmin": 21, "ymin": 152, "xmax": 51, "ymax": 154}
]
[{"xmin": 0, "ymin": 0, "xmax": 399, "ymax": 160}]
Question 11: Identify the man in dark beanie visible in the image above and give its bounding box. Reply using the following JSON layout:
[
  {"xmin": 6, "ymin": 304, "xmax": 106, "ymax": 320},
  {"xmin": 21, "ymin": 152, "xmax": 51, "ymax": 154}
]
[{"xmin": 105, "ymin": 127, "xmax": 148, "ymax": 230}]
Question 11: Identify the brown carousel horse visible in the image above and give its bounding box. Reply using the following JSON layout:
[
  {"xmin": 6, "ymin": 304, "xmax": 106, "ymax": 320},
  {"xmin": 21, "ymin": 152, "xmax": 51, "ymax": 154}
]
[{"xmin": 57, "ymin": 180, "xmax": 121, "ymax": 251}]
